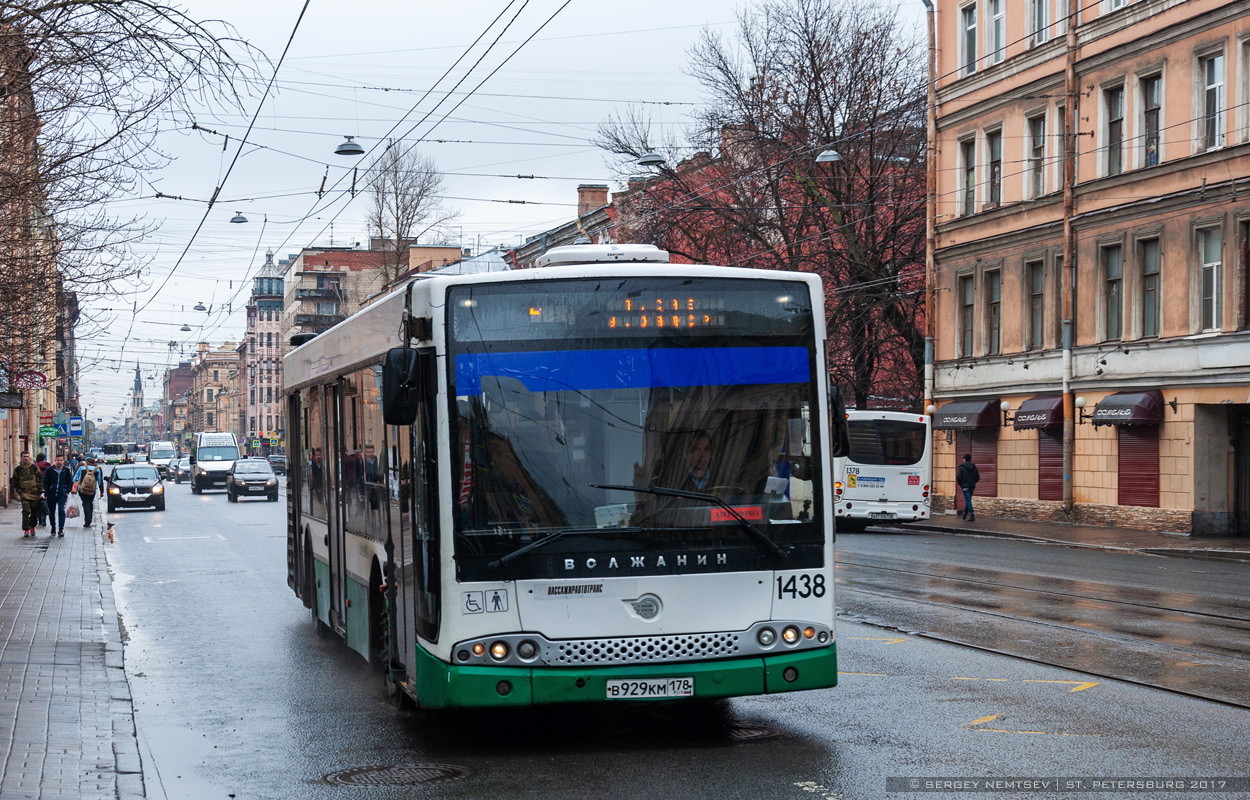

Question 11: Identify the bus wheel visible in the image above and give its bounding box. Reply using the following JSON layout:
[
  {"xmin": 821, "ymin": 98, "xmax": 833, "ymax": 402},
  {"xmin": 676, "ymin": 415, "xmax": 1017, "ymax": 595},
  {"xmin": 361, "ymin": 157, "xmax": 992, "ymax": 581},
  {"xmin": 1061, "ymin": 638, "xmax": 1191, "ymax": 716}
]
[
  {"xmin": 386, "ymin": 666, "xmax": 414, "ymax": 711},
  {"xmin": 368, "ymin": 562, "xmax": 388, "ymax": 670}
]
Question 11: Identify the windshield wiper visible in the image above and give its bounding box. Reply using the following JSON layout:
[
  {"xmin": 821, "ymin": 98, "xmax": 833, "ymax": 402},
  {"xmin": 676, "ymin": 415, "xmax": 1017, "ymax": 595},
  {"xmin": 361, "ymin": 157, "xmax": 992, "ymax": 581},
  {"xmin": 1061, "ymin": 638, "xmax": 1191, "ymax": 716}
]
[
  {"xmin": 488, "ymin": 526, "xmax": 644, "ymax": 568},
  {"xmin": 591, "ymin": 484, "xmax": 789, "ymax": 560}
]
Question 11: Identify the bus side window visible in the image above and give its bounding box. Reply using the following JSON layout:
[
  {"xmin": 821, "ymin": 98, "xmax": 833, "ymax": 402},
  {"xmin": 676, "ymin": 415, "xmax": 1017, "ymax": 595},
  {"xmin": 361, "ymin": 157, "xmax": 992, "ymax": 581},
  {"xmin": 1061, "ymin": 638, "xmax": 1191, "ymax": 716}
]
[{"xmin": 412, "ymin": 350, "xmax": 439, "ymax": 643}]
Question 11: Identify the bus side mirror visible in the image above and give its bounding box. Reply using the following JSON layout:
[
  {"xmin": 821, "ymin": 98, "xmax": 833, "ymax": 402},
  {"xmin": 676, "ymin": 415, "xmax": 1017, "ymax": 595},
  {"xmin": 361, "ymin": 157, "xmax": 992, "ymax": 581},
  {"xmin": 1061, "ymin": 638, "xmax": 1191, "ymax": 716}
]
[
  {"xmin": 383, "ymin": 347, "xmax": 421, "ymax": 425},
  {"xmin": 828, "ymin": 384, "xmax": 850, "ymax": 459}
]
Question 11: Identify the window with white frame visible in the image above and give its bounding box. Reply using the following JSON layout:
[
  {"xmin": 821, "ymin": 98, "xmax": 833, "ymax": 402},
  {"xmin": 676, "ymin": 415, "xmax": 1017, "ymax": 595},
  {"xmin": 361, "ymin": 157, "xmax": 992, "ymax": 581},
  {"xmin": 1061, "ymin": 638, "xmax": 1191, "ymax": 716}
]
[
  {"xmin": 1199, "ymin": 228, "xmax": 1222, "ymax": 331},
  {"xmin": 986, "ymin": 130, "xmax": 1003, "ymax": 206},
  {"xmin": 985, "ymin": 270, "xmax": 1002, "ymax": 355},
  {"xmin": 1108, "ymin": 0, "xmax": 1128, "ymax": 10},
  {"xmin": 1103, "ymin": 244, "xmax": 1123, "ymax": 340},
  {"xmin": 961, "ymin": 4, "xmax": 978, "ymax": 76},
  {"xmin": 1139, "ymin": 238, "xmax": 1161, "ymax": 337},
  {"xmin": 1105, "ymin": 85, "xmax": 1124, "ymax": 176},
  {"xmin": 1028, "ymin": 115, "xmax": 1047, "ymax": 197},
  {"xmin": 959, "ymin": 275, "xmax": 976, "ymax": 356},
  {"xmin": 988, "ymin": 0, "xmax": 1006, "ymax": 64},
  {"xmin": 1140, "ymin": 74, "xmax": 1161, "ymax": 167},
  {"xmin": 1029, "ymin": 0, "xmax": 1048, "ymax": 45},
  {"xmin": 1027, "ymin": 260, "xmax": 1046, "ymax": 349},
  {"xmin": 960, "ymin": 137, "xmax": 977, "ymax": 216},
  {"xmin": 1200, "ymin": 52, "xmax": 1225, "ymax": 150}
]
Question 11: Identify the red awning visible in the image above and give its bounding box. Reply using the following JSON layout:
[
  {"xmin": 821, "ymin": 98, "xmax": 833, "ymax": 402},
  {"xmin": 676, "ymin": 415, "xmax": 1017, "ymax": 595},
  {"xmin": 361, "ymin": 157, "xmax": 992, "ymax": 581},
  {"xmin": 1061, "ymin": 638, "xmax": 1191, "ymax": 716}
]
[
  {"xmin": 1090, "ymin": 390, "xmax": 1165, "ymax": 427},
  {"xmin": 1013, "ymin": 395, "xmax": 1063, "ymax": 430},
  {"xmin": 932, "ymin": 399, "xmax": 1000, "ymax": 430}
]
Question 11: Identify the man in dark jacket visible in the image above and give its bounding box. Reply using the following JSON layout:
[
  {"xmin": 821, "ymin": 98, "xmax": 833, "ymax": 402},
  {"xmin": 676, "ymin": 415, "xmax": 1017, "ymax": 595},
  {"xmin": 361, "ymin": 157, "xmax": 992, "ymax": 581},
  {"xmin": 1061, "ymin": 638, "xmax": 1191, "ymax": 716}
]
[
  {"xmin": 12, "ymin": 452, "xmax": 43, "ymax": 538},
  {"xmin": 42, "ymin": 454, "xmax": 74, "ymax": 538},
  {"xmin": 955, "ymin": 453, "xmax": 981, "ymax": 522},
  {"xmin": 33, "ymin": 452, "xmax": 51, "ymax": 527}
]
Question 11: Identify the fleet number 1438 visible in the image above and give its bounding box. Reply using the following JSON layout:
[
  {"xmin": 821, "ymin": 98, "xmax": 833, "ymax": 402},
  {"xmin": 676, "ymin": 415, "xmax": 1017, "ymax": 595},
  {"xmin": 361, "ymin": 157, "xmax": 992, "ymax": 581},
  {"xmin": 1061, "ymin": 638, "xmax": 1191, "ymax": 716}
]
[{"xmin": 776, "ymin": 573, "xmax": 826, "ymax": 599}]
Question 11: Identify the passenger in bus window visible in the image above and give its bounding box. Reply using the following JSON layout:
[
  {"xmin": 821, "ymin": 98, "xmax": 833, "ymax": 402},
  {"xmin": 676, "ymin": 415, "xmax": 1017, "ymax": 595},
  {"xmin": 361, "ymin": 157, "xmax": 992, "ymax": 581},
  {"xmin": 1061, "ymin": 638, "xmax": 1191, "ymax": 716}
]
[{"xmin": 680, "ymin": 430, "xmax": 713, "ymax": 492}]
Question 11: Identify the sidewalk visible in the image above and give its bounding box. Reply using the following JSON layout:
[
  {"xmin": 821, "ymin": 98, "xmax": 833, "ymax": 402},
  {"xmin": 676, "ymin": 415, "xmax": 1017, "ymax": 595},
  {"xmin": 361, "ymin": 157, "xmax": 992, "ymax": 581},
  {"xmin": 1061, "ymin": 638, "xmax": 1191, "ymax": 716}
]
[
  {"xmin": 0, "ymin": 501, "xmax": 142, "ymax": 800},
  {"xmin": 902, "ymin": 512, "xmax": 1250, "ymax": 563}
]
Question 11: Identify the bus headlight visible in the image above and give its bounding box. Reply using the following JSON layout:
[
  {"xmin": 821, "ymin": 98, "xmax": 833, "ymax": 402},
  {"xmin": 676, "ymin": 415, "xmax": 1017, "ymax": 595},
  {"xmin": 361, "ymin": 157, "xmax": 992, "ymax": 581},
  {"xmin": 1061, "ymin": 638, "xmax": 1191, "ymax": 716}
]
[
  {"xmin": 757, "ymin": 627, "xmax": 776, "ymax": 646},
  {"xmin": 489, "ymin": 642, "xmax": 510, "ymax": 661},
  {"xmin": 782, "ymin": 626, "xmax": 800, "ymax": 644},
  {"xmin": 471, "ymin": 643, "xmax": 486, "ymax": 657}
]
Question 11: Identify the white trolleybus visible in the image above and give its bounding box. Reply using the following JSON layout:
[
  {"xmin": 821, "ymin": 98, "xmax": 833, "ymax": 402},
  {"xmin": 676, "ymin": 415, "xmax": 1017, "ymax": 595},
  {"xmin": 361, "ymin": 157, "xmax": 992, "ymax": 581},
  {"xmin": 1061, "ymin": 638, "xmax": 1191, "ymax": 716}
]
[
  {"xmin": 284, "ymin": 244, "xmax": 849, "ymax": 710},
  {"xmin": 833, "ymin": 410, "xmax": 931, "ymax": 531}
]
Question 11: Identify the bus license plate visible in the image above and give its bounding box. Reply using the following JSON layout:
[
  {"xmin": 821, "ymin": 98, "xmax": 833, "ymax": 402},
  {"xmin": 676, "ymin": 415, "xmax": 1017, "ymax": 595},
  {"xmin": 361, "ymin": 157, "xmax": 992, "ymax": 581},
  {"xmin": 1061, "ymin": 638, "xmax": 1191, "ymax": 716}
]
[
  {"xmin": 869, "ymin": 512, "xmax": 895, "ymax": 519},
  {"xmin": 605, "ymin": 677, "xmax": 694, "ymax": 700}
]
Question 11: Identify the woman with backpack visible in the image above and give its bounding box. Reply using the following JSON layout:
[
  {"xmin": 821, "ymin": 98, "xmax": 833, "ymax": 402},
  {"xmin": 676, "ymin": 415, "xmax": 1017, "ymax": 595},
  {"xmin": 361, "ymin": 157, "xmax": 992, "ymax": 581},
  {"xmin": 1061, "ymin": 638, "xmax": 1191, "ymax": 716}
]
[{"xmin": 73, "ymin": 456, "xmax": 105, "ymax": 528}]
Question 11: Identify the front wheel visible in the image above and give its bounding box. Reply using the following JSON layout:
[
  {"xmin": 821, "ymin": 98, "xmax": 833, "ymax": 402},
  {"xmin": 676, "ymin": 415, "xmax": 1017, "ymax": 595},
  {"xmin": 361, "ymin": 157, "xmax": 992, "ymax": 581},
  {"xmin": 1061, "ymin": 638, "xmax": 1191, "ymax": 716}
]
[
  {"xmin": 154, "ymin": 498, "xmax": 166, "ymax": 511},
  {"xmin": 228, "ymin": 489, "xmax": 237, "ymax": 503},
  {"xmin": 107, "ymin": 500, "xmax": 117, "ymax": 514}
]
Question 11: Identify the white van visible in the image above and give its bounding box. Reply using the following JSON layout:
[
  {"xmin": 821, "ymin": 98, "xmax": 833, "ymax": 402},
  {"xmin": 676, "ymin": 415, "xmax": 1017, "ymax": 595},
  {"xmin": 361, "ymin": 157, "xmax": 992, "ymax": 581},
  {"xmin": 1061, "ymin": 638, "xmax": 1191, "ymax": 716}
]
[
  {"xmin": 147, "ymin": 441, "xmax": 179, "ymax": 478},
  {"xmin": 189, "ymin": 432, "xmax": 240, "ymax": 494}
]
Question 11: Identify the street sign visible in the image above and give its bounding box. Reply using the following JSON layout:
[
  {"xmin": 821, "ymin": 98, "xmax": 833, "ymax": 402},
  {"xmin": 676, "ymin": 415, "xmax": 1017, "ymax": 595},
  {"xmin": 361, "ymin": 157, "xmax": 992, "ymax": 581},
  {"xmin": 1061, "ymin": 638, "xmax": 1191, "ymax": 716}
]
[
  {"xmin": 69, "ymin": 416, "xmax": 83, "ymax": 436},
  {"xmin": 13, "ymin": 371, "xmax": 47, "ymax": 389},
  {"xmin": 38, "ymin": 425, "xmax": 57, "ymax": 438},
  {"xmin": 39, "ymin": 411, "xmax": 54, "ymax": 423},
  {"xmin": 54, "ymin": 422, "xmax": 69, "ymax": 436}
]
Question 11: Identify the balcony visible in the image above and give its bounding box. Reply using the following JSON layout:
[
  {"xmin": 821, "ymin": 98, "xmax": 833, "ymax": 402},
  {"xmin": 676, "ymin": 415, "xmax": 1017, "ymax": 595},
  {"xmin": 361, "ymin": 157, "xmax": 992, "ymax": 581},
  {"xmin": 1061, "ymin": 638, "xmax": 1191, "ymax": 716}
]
[
  {"xmin": 293, "ymin": 313, "xmax": 344, "ymax": 329},
  {"xmin": 294, "ymin": 288, "xmax": 342, "ymax": 300}
]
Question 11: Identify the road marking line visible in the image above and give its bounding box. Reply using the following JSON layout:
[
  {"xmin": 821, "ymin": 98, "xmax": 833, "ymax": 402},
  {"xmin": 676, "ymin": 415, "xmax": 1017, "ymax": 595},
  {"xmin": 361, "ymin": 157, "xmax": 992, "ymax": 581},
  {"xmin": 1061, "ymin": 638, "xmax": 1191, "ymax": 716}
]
[
  {"xmin": 966, "ymin": 714, "xmax": 1089, "ymax": 736},
  {"xmin": 847, "ymin": 636, "xmax": 908, "ymax": 644},
  {"xmin": 141, "ymin": 535, "xmax": 227, "ymax": 542},
  {"xmin": 968, "ymin": 714, "xmax": 1000, "ymax": 725},
  {"xmin": 1024, "ymin": 679, "xmax": 1099, "ymax": 692},
  {"xmin": 837, "ymin": 672, "xmax": 887, "ymax": 676}
]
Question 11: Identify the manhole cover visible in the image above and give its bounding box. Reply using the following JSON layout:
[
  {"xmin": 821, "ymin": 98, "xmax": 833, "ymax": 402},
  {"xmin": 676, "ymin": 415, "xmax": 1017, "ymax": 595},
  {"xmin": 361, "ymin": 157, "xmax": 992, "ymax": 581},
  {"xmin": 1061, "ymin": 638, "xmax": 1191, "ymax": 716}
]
[
  {"xmin": 323, "ymin": 763, "xmax": 468, "ymax": 786},
  {"xmin": 724, "ymin": 724, "xmax": 781, "ymax": 742}
]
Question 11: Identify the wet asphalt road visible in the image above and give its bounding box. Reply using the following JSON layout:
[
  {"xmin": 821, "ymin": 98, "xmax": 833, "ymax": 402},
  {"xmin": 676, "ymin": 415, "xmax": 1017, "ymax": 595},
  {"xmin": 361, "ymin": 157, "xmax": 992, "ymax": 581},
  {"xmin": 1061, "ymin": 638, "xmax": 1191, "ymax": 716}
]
[{"xmin": 106, "ymin": 485, "xmax": 1250, "ymax": 800}]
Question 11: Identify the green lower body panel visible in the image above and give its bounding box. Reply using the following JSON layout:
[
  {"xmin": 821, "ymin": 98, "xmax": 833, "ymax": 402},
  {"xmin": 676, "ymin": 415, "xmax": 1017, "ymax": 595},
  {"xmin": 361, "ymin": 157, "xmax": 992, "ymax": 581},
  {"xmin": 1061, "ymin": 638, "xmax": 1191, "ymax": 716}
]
[
  {"xmin": 344, "ymin": 577, "xmax": 369, "ymax": 658},
  {"xmin": 409, "ymin": 642, "xmax": 837, "ymax": 709}
]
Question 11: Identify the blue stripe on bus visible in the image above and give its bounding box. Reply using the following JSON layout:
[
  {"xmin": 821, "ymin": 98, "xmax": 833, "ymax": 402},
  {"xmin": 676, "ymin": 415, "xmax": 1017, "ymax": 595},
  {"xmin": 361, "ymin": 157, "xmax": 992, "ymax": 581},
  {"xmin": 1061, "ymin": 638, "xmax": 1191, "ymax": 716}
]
[{"xmin": 454, "ymin": 347, "xmax": 809, "ymax": 395}]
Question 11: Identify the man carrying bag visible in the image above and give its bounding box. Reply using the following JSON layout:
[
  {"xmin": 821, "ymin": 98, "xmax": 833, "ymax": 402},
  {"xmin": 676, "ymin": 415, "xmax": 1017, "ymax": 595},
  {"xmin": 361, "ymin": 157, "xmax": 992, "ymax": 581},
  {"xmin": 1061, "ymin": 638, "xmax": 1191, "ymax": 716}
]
[
  {"xmin": 42, "ymin": 454, "xmax": 74, "ymax": 538},
  {"xmin": 73, "ymin": 457, "xmax": 105, "ymax": 529}
]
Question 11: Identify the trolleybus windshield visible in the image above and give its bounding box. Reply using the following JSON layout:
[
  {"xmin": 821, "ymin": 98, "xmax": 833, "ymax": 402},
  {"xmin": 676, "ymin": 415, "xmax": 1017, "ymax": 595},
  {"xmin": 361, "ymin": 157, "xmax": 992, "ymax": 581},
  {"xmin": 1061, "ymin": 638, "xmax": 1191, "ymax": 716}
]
[{"xmin": 448, "ymin": 277, "xmax": 824, "ymax": 580}]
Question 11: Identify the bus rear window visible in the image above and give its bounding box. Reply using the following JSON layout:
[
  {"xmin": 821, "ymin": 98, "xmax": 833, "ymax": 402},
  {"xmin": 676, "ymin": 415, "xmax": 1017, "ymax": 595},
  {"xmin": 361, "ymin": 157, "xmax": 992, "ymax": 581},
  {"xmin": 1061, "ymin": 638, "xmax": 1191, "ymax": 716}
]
[{"xmin": 847, "ymin": 420, "xmax": 927, "ymax": 465}]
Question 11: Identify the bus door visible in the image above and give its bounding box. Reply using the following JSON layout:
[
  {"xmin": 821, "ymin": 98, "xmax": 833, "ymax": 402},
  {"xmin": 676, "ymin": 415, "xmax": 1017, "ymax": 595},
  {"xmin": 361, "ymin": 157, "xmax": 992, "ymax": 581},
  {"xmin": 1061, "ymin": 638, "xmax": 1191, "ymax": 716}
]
[{"xmin": 326, "ymin": 382, "xmax": 347, "ymax": 632}]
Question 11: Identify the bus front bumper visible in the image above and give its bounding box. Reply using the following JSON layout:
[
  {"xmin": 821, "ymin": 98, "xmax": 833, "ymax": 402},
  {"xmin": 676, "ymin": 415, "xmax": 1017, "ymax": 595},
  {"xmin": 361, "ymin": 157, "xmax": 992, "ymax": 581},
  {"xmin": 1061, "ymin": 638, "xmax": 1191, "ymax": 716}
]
[{"xmin": 408, "ymin": 643, "xmax": 837, "ymax": 709}]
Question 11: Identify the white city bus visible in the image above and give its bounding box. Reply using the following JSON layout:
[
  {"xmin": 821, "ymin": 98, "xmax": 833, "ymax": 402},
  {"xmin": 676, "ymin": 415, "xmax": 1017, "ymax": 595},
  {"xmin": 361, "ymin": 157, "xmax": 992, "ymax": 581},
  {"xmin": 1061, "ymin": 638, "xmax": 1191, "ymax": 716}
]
[
  {"xmin": 284, "ymin": 244, "xmax": 849, "ymax": 710},
  {"xmin": 833, "ymin": 410, "xmax": 931, "ymax": 531}
]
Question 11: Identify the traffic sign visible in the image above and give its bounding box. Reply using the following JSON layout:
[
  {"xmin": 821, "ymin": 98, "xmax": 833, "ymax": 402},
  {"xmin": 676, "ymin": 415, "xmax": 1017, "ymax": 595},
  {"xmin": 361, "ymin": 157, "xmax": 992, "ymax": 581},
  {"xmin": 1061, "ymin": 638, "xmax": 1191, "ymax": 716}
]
[
  {"xmin": 54, "ymin": 422, "xmax": 69, "ymax": 436},
  {"xmin": 38, "ymin": 425, "xmax": 57, "ymax": 438},
  {"xmin": 69, "ymin": 416, "xmax": 83, "ymax": 436}
]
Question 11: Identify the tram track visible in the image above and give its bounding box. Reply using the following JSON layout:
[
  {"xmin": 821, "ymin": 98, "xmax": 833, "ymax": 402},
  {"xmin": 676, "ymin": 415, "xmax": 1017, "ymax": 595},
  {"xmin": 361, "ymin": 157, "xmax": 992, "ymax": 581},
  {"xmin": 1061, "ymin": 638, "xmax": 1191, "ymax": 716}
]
[{"xmin": 834, "ymin": 551, "xmax": 1250, "ymax": 709}]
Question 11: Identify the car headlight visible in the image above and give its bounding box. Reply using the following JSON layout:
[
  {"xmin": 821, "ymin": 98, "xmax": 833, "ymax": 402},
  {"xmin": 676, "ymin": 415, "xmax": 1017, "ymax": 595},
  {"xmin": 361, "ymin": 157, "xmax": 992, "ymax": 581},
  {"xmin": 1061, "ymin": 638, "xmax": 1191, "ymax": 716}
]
[
  {"xmin": 266, "ymin": 479, "xmax": 277, "ymax": 486},
  {"xmin": 108, "ymin": 487, "xmax": 120, "ymax": 495},
  {"xmin": 151, "ymin": 485, "xmax": 163, "ymax": 493}
]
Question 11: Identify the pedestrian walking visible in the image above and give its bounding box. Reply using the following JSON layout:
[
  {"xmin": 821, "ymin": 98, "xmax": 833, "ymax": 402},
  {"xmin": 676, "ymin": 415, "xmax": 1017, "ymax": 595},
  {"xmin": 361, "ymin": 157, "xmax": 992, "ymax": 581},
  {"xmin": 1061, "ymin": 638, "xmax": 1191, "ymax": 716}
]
[
  {"xmin": 42, "ymin": 453, "xmax": 74, "ymax": 538},
  {"xmin": 956, "ymin": 453, "xmax": 981, "ymax": 522},
  {"xmin": 33, "ymin": 451, "xmax": 51, "ymax": 527},
  {"xmin": 12, "ymin": 452, "xmax": 44, "ymax": 537},
  {"xmin": 73, "ymin": 456, "xmax": 105, "ymax": 529}
]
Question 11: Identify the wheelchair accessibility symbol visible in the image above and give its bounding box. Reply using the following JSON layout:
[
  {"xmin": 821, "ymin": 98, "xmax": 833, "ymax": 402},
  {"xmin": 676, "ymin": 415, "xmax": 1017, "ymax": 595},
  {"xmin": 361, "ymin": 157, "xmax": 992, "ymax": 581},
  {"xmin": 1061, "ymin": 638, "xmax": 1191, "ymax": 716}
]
[{"xmin": 463, "ymin": 591, "xmax": 484, "ymax": 614}]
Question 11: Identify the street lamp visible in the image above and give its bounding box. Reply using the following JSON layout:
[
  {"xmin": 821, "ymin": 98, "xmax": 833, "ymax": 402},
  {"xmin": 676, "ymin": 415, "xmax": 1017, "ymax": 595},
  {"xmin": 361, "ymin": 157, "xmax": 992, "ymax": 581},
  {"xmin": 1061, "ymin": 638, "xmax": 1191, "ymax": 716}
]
[
  {"xmin": 230, "ymin": 211, "xmax": 248, "ymax": 224},
  {"xmin": 335, "ymin": 136, "xmax": 364, "ymax": 156},
  {"xmin": 637, "ymin": 151, "xmax": 666, "ymax": 167},
  {"xmin": 815, "ymin": 149, "xmax": 843, "ymax": 164}
]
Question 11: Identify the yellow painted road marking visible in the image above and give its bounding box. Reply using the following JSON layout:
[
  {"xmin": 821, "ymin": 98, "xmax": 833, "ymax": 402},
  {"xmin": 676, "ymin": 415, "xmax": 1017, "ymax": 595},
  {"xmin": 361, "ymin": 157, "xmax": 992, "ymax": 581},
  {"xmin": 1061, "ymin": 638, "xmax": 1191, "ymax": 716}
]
[
  {"xmin": 846, "ymin": 636, "xmax": 908, "ymax": 644},
  {"xmin": 1024, "ymin": 679, "xmax": 1099, "ymax": 692},
  {"xmin": 965, "ymin": 714, "xmax": 1089, "ymax": 737}
]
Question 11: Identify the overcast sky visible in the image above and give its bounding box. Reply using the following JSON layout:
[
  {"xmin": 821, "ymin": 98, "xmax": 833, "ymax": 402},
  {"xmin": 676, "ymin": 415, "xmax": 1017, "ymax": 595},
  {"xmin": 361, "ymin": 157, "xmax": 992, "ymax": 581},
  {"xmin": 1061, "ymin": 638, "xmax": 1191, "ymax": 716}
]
[{"xmin": 78, "ymin": 0, "xmax": 925, "ymax": 426}]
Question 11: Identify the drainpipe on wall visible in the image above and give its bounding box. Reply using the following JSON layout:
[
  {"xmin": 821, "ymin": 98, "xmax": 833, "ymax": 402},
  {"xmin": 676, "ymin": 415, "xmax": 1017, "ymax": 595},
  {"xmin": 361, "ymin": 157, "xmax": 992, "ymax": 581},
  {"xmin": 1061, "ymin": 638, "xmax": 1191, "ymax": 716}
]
[
  {"xmin": 921, "ymin": 0, "xmax": 937, "ymax": 418},
  {"xmin": 1061, "ymin": 0, "xmax": 1078, "ymax": 516}
]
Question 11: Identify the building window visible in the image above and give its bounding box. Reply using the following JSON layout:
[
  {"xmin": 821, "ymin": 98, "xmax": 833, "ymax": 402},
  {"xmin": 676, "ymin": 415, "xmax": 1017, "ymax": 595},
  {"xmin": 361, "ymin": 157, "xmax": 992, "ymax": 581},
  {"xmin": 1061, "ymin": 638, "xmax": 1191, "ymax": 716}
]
[
  {"xmin": 959, "ymin": 275, "xmax": 975, "ymax": 356},
  {"xmin": 266, "ymin": 386, "xmax": 273, "ymax": 403},
  {"xmin": 1108, "ymin": 0, "xmax": 1127, "ymax": 9},
  {"xmin": 960, "ymin": 138, "xmax": 977, "ymax": 215},
  {"xmin": 1140, "ymin": 238, "xmax": 1160, "ymax": 337},
  {"xmin": 1029, "ymin": 0, "xmax": 1047, "ymax": 45},
  {"xmin": 249, "ymin": 388, "xmax": 255, "ymax": 404},
  {"xmin": 207, "ymin": 412, "xmax": 214, "ymax": 427},
  {"xmin": 213, "ymin": 370, "xmax": 219, "ymax": 381},
  {"xmin": 1105, "ymin": 86, "xmax": 1124, "ymax": 176},
  {"xmin": 987, "ymin": 0, "xmax": 1005, "ymax": 64},
  {"xmin": 1199, "ymin": 228, "xmax": 1222, "ymax": 331},
  {"xmin": 1141, "ymin": 75, "xmax": 1161, "ymax": 167},
  {"xmin": 986, "ymin": 271, "xmax": 1002, "ymax": 354},
  {"xmin": 267, "ymin": 415, "xmax": 273, "ymax": 431},
  {"xmin": 250, "ymin": 416, "xmax": 256, "ymax": 432},
  {"xmin": 986, "ymin": 130, "xmax": 1002, "ymax": 206},
  {"xmin": 206, "ymin": 388, "xmax": 214, "ymax": 402},
  {"xmin": 1028, "ymin": 260, "xmax": 1046, "ymax": 349},
  {"xmin": 1028, "ymin": 116, "xmax": 1046, "ymax": 197},
  {"xmin": 1103, "ymin": 245, "xmax": 1123, "ymax": 340},
  {"xmin": 1201, "ymin": 53, "xmax": 1225, "ymax": 150},
  {"xmin": 961, "ymin": 4, "xmax": 977, "ymax": 76}
]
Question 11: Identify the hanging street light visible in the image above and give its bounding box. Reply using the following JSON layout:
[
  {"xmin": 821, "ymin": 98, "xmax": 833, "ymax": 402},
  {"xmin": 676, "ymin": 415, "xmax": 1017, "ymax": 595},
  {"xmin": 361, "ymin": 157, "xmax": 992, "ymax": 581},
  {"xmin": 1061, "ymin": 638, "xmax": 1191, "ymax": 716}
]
[
  {"xmin": 815, "ymin": 149, "xmax": 843, "ymax": 164},
  {"xmin": 335, "ymin": 136, "xmax": 365, "ymax": 156},
  {"xmin": 637, "ymin": 151, "xmax": 666, "ymax": 167},
  {"xmin": 180, "ymin": 324, "xmax": 192, "ymax": 332},
  {"xmin": 230, "ymin": 211, "xmax": 248, "ymax": 223},
  {"xmin": 194, "ymin": 302, "xmax": 207, "ymax": 311}
]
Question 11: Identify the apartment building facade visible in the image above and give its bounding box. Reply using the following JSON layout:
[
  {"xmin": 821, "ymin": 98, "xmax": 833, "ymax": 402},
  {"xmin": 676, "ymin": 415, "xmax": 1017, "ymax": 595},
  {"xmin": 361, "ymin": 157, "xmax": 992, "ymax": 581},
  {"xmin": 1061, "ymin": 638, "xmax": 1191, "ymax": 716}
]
[
  {"xmin": 241, "ymin": 251, "xmax": 284, "ymax": 455},
  {"xmin": 188, "ymin": 342, "xmax": 237, "ymax": 438},
  {"xmin": 931, "ymin": 0, "xmax": 1250, "ymax": 534}
]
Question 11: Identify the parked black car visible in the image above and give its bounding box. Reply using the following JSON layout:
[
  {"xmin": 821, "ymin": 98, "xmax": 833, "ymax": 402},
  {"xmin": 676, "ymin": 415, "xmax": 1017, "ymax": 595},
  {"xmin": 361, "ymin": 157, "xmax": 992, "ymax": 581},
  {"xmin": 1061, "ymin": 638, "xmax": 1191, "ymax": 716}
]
[
  {"xmin": 267, "ymin": 454, "xmax": 286, "ymax": 476},
  {"xmin": 106, "ymin": 464, "xmax": 166, "ymax": 512},
  {"xmin": 227, "ymin": 459, "xmax": 279, "ymax": 502}
]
